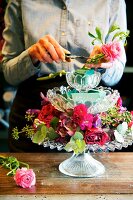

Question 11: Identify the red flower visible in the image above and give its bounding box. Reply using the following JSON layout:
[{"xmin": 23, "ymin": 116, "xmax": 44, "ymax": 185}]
[
  {"xmin": 57, "ymin": 113, "xmax": 78, "ymax": 136},
  {"xmin": 116, "ymin": 97, "xmax": 123, "ymax": 107},
  {"xmin": 84, "ymin": 128, "xmax": 110, "ymax": 145},
  {"xmin": 73, "ymin": 104, "xmax": 93, "ymax": 130},
  {"xmin": 128, "ymin": 121, "xmax": 133, "ymax": 128},
  {"xmin": 38, "ymin": 103, "xmax": 60, "ymax": 127}
]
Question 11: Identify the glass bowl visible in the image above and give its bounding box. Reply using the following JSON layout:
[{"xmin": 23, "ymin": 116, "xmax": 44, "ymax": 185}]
[{"xmin": 66, "ymin": 70, "xmax": 101, "ymax": 92}]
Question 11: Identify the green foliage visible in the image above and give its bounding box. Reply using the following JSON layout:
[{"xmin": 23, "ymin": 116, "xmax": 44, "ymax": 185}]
[
  {"xmin": 47, "ymin": 127, "xmax": 59, "ymax": 140},
  {"xmin": 25, "ymin": 113, "xmax": 35, "ymax": 122},
  {"xmin": 88, "ymin": 26, "xmax": 103, "ymax": 44},
  {"xmin": 32, "ymin": 124, "xmax": 47, "ymax": 144},
  {"xmin": 32, "ymin": 124, "xmax": 59, "ymax": 144},
  {"xmin": 88, "ymin": 23, "xmax": 129, "ymax": 46},
  {"xmin": 0, "ymin": 156, "xmax": 29, "ymax": 176},
  {"xmin": 100, "ymin": 106, "xmax": 132, "ymax": 127},
  {"xmin": 112, "ymin": 30, "xmax": 130, "ymax": 46},
  {"xmin": 86, "ymin": 53, "xmax": 104, "ymax": 64},
  {"xmin": 37, "ymin": 70, "xmax": 66, "ymax": 81},
  {"xmin": 64, "ymin": 132, "xmax": 86, "ymax": 154},
  {"xmin": 50, "ymin": 117, "xmax": 59, "ymax": 129},
  {"xmin": 107, "ymin": 24, "xmax": 120, "ymax": 35},
  {"xmin": 12, "ymin": 125, "xmax": 35, "ymax": 140}
]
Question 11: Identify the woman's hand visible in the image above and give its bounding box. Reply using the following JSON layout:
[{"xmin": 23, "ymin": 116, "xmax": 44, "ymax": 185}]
[
  {"xmin": 28, "ymin": 34, "xmax": 70, "ymax": 64},
  {"xmin": 85, "ymin": 45, "xmax": 113, "ymax": 69},
  {"xmin": 86, "ymin": 62, "xmax": 113, "ymax": 69}
]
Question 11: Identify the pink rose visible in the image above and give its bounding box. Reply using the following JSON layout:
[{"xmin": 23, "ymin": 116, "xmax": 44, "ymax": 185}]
[
  {"xmin": 101, "ymin": 41, "xmax": 122, "ymax": 62},
  {"xmin": 14, "ymin": 168, "xmax": 36, "ymax": 188}
]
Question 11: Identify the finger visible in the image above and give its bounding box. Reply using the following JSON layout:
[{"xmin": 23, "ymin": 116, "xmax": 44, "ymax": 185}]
[
  {"xmin": 28, "ymin": 45, "xmax": 44, "ymax": 63},
  {"xmin": 85, "ymin": 63, "xmax": 101, "ymax": 68},
  {"xmin": 36, "ymin": 43, "xmax": 53, "ymax": 63},
  {"xmin": 39, "ymin": 39, "xmax": 60, "ymax": 63},
  {"xmin": 101, "ymin": 62, "xmax": 113, "ymax": 68},
  {"xmin": 47, "ymin": 35, "xmax": 66, "ymax": 61},
  {"xmin": 62, "ymin": 48, "xmax": 71, "ymax": 62}
]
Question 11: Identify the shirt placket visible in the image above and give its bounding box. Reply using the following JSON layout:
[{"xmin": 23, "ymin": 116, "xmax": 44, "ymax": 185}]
[{"xmin": 60, "ymin": 5, "xmax": 67, "ymax": 48}]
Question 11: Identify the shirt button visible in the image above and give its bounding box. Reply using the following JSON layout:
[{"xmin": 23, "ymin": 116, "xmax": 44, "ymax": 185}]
[
  {"xmin": 61, "ymin": 32, "xmax": 66, "ymax": 36},
  {"xmin": 88, "ymin": 21, "xmax": 91, "ymax": 26},
  {"xmin": 63, "ymin": 6, "xmax": 67, "ymax": 10}
]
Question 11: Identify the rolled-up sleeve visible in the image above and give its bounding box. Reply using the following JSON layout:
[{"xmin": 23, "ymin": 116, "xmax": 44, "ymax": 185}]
[
  {"xmin": 101, "ymin": 0, "xmax": 127, "ymax": 86},
  {"xmin": 2, "ymin": 0, "xmax": 40, "ymax": 86}
]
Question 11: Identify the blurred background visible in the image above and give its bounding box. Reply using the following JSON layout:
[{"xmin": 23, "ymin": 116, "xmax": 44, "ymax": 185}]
[{"xmin": 0, "ymin": 0, "xmax": 133, "ymax": 152}]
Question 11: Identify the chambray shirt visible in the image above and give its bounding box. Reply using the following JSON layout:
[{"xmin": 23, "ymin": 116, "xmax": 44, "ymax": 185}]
[{"xmin": 2, "ymin": 0, "xmax": 127, "ymax": 86}]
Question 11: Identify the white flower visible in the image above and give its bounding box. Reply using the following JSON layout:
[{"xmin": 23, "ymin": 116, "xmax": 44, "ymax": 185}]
[
  {"xmin": 114, "ymin": 122, "xmax": 128, "ymax": 143},
  {"xmin": 130, "ymin": 124, "xmax": 133, "ymax": 139},
  {"xmin": 116, "ymin": 122, "xmax": 128, "ymax": 135},
  {"xmin": 114, "ymin": 130, "xmax": 124, "ymax": 143}
]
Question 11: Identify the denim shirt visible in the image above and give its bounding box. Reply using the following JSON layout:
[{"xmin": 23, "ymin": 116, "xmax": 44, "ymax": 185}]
[{"xmin": 2, "ymin": 0, "xmax": 127, "ymax": 86}]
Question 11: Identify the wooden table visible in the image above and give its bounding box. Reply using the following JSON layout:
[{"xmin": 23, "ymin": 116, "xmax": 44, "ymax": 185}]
[{"xmin": 0, "ymin": 152, "xmax": 133, "ymax": 200}]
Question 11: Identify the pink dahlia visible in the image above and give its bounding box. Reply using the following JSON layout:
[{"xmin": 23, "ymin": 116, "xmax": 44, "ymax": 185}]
[{"xmin": 101, "ymin": 41, "xmax": 122, "ymax": 62}]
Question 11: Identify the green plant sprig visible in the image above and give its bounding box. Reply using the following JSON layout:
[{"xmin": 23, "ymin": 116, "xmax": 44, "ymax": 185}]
[
  {"xmin": 86, "ymin": 53, "xmax": 104, "ymax": 64},
  {"xmin": 88, "ymin": 23, "xmax": 130, "ymax": 46},
  {"xmin": 0, "ymin": 156, "xmax": 29, "ymax": 176},
  {"xmin": 37, "ymin": 70, "xmax": 66, "ymax": 81},
  {"xmin": 100, "ymin": 106, "xmax": 132, "ymax": 127},
  {"xmin": 12, "ymin": 125, "xmax": 35, "ymax": 140}
]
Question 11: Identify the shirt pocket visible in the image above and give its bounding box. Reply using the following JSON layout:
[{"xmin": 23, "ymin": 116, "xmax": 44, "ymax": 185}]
[{"xmin": 74, "ymin": 19, "xmax": 104, "ymax": 52}]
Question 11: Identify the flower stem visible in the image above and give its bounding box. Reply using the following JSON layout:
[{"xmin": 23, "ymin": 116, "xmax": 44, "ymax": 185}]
[
  {"xmin": 19, "ymin": 161, "xmax": 29, "ymax": 169},
  {"xmin": 37, "ymin": 70, "xmax": 66, "ymax": 81}
]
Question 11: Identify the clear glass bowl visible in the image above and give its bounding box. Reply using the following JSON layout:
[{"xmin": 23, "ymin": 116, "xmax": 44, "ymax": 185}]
[
  {"xmin": 47, "ymin": 86, "xmax": 120, "ymax": 114},
  {"xmin": 66, "ymin": 70, "xmax": 101, "ymax": 92}
]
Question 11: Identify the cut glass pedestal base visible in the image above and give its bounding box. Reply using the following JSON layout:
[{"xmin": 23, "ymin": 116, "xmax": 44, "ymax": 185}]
[{"xmin": 59, "ymin": 152, "xmax": 105, "ymax": 177}]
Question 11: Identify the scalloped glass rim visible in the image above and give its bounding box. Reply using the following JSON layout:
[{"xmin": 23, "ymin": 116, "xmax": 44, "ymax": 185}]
[
  {"xmin": 47, "ymin": 86, "xmax": 120, "ymax": 114},
  {"xmin": 42, "ymin": 133, "xmax": 133, "ymax": 153}
]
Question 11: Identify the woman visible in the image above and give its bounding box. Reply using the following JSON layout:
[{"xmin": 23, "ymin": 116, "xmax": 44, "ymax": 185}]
[{"xmin": 2, "ymin": 0, "xmax": 127, "ymax": 152}]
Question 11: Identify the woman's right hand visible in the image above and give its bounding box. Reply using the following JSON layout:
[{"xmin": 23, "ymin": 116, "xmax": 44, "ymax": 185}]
[{"xmin": 28, "ymin": 34, "xmax": 70, "ymax": 64}]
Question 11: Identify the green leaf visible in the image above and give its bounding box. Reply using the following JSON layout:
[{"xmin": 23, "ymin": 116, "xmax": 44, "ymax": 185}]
[
  {"xmin": 0, "ymin": 156, "xmax": 30, "ymax": 176},
  {"xmin": 92, "ymin": 38, "xmax": 97, "ymax": 45},
  {"xmin": 112, "ymin": 30, "xmax": 130, "ymax": 42},
  {"xmin": 95, "ymin": 27, "xmax": 103, "ymax": 43},
  {"xmin": 32, "ymin": 124, "xmax": 47, "ymax": 144},
  {"xmin": 75, "ymin": 139, "xmax": 86, "ymax": 154},
  {"xmin": 64, "ymin": 140, "xmax": 77, "ymax": 152},
  {"xmin": 64, "ymin": 137, "xmax": 86, "ymax": 154},
  {"xmin": 50, "ymin": 117, "xmax": 59, "ymax": 129},
  {"xmin": 47, "ymin": 127, "xmax": 59, "ymax": 140},
  {"xmin": 74, "ymin": 69, "xmax": 87, "ymax": 75},
  {"xmin": 108, "ymin": 24, "xmax": 120, "ymax": 35},
  {"xmin": 88, "ymin": 32, "xmax": 96, "ymax": 39},
  {"xmin": 73, "ymin": 131, "xmax": 83, "ymax": 140}
]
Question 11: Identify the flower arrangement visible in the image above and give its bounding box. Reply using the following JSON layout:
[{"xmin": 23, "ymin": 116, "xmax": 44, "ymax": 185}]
[
  {"xmin": 11, "ymin": 23, "xmax": 132, "ymax": 154},
  {"xmin": 12, "ymin": 92, "xmax": 133, "ymax": 154}
]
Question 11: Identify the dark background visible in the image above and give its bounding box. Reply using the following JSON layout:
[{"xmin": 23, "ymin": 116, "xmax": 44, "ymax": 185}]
[{"xmin": 112, "ymin": 0, "xmax": 133, "ymax": 110}]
